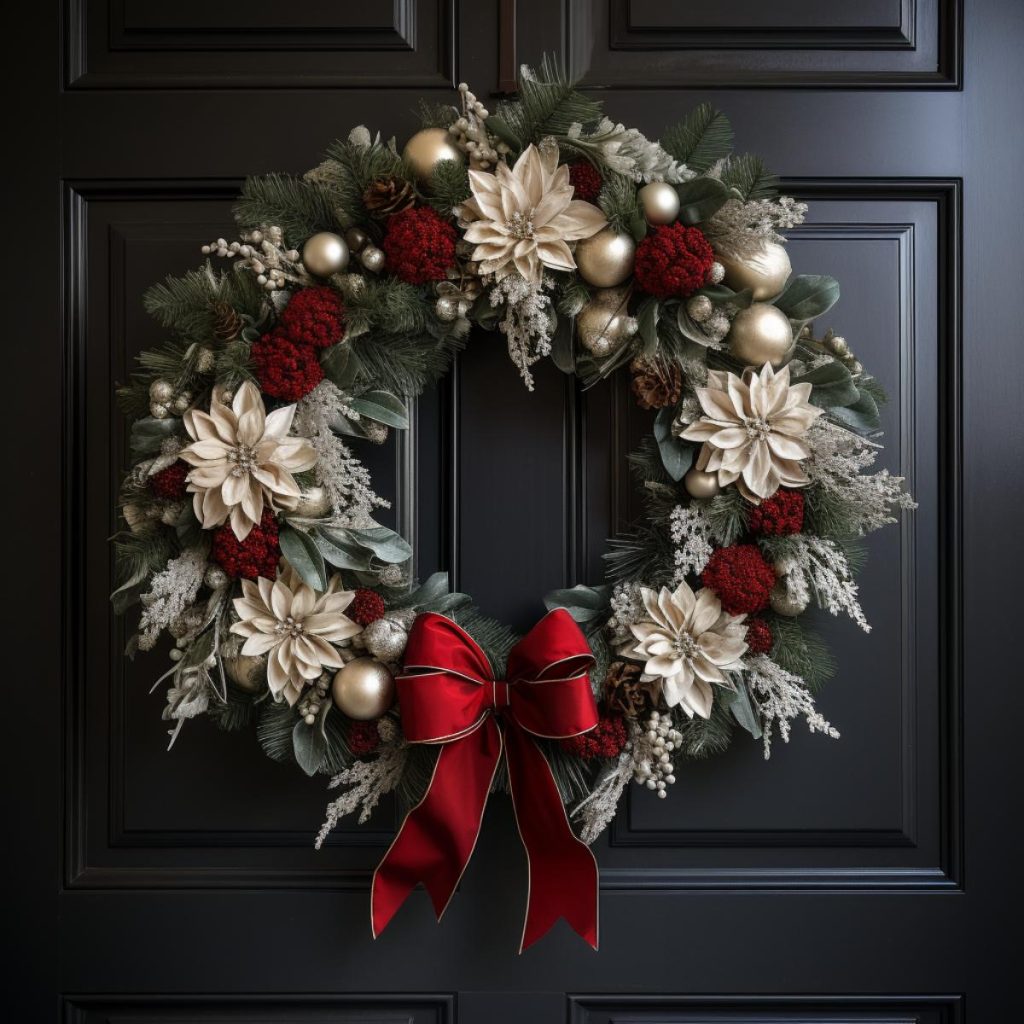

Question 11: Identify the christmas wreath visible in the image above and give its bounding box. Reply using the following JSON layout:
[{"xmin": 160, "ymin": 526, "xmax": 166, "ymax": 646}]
[{"xmin": 113, "ymin": 59, "xmax": 915, "ymax": 950}]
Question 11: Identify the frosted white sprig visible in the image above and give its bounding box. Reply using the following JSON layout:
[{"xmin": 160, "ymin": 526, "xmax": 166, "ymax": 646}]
[
  {"xmin": 489, "ymin": 272, "xmax": 555, "ymax": 390},
  {"xmin": 704, "ymin": 195, "xmax": 807, "ymax": 260},
  {"xmin": 137, "ymin": 547, "xmax": 207, "ymax": 650}
]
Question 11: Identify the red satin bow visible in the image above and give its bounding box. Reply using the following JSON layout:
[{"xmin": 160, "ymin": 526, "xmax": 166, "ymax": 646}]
[{"xmin": 371, "ymin": 609, "xmax": 600, "ymax": 951}]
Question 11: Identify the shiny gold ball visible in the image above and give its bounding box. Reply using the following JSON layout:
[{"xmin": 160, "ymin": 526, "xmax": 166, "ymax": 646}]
[
  {"xmin": 638, "ymin": 182, "xmax": 680, "ymax": 225},
  {"xmin": 293, "ymin": 486, "xmax": 331, "ymax": 518},
  {"xmin": 224, "ymin": 654, "xmax": 266, "ymax": 692},
  {"xmin": 577, "ymin": 285, "xmax": 636, "ymax": 357},
  {"xmin": 769, "ymin": 579, "xmax": 808, "ymax": 617},
  {"xmin": 718, "ymin": 242, "xmax": 792, "ymax": 301},
  {"xmin": 575, "ymin": 229, "xmax": 636, "ymax": 288},
  {"xmin": 726, "ymin": 302, "xmax": 794, "ymax": 368},
  {"xmin": 331, "ymin": 658, "xmax": 395, "ymax": 720},
  {"xmin": 403, "ymin": 128, "xmax": 464, "ymax": 183},
  {"xmin": 683, "ymin": 467, "xmax": 720, "ymax": 499},
  {"xmin": 302, "ymin": 231, "xmax": 350, "ymax": 277}
]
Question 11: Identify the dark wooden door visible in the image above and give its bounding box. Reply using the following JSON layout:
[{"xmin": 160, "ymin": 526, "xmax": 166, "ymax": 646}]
[{"xmin": 9, "ymin": 0, "xmax": 1021, "ymax": 1021}]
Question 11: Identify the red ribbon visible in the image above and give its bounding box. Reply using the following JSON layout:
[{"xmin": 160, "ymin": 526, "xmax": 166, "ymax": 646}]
[{"xmin": 371, "ymin": 609, "xmax": 600, "ymax": 951}]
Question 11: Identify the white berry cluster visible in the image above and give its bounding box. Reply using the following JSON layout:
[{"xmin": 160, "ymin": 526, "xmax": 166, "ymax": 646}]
[
  {"xmin": 632, "ymin": 710, "xmax": 681, "ymax": 798},
  {"xmin": 298, "ymin": 673, "xmax": 331, "ymax": 726},
  {"xmin": 448, "ymin": 83, "xmax": 511, "ymax": 170},
  {"xmin": 202, "ymin": 225, "xmax": 312, "ymax": 292}
]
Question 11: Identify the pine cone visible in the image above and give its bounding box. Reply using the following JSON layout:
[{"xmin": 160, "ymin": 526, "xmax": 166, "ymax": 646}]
[
  {"xmin": 630, "ymin": 356, "xmax": 683, "ymax": 410},
  {"xmin": 363, "ymin": 176, "xmax": 416, "ymax": 218},
  {"xmin": 604, "ymin": 661, "xmax": 654, "ymax": 717},
  {"xmin": 211, "ymin": 301, "xmax": 243, "ymax": 343}
]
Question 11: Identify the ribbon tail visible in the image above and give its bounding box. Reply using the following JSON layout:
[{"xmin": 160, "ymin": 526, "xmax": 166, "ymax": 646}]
[
  {"xmin": 505, "ymin": 726, "xmax": 599, "ymax": 952},
  {"xmin": 372, "ymin": 717, "xmax": 502, "ymax": 937}
]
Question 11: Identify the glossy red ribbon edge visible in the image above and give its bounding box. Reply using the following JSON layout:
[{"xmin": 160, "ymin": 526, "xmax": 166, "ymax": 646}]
[{"xmin": 370, "ymin": 609, "xmax": 601, "ymax": 952}]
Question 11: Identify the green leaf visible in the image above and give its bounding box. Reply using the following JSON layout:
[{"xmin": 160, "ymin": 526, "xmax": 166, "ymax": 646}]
[
  {"xmin": 636, "ymin": 296, "xmax": 659, "ymax": 356},
  {"xmin": 698, "ymin": 285, "xmax": 754, "ymax": 309},
  {"xmin": 829, "ymin": 387, "xmax": 882, "ymax": 434},
  {"xmin": 292, "ymin": 719, "xmax": 327, "ymax": 777},
  {"xmin": 723, "ymin": 677, "xmax": 762, "ymax": 740},
  {"xmin": 257, "ymin": 699, "xmax": 298, "ymax": 764},
  {"xmin": 279, "ymin": 525, "xmax": 328, "ymax": 590},
  {"xmin": 313, "ymin": 527, "xmax": 373, "ymax": 570},
  {"xmin": 349, "ymin": 390, "xmax": 409, "ymax": 429},
  {"xmin": 347, "ymin": 525, "xmax": 413, "ymax": 564},
  {"xmin": 394, "ymin": 571, "xmax": 452, "ymax": 609},
  {"xmin": 793, "ymin": 360, "xmax": 860, "ymax": 409},
  {"xmin": 130, "ymin": 416, "xmax": 179, "ymax": 456},
  {"xmin": 543, "ymin": 584, "xmax": 611, "ymax": 624},
  {"xmin": 660, "ymin": 103, "xmax": 734, "ymax": 172},
  {"xmin": 676, "ymin": 303, "xmax": 719, "ymax": 347},
  {"xmin": 774, "ymin": 275, "xmax": 840, "ymax": 323},
  {"xmin": 674, "ymin": 177, "xmax": 731, "ymax": 226},
  {"xmin": 321, "ymin": 343, "xmax": 357, "ymax": 390},
  {"xmin": 550, "ymin": 312, "xmax": 576, "ymax": 374},
  {"xmin": 653, "ymin": 407, "xmax": 694, "ymax": 482}
]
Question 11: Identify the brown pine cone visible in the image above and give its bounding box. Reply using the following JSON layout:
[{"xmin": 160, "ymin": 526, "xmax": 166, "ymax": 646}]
[
  {"xmin": 604, "ymin": 661, "xmax": 654, "ymax": 717},
  {"xmin": 363, "ymin": 176, "xmax": 416, "ymax": 218},
  {"xmin": 629, "ymin": 356, "xmax": 683, "ymax": 410},
  {"xmin": 210, "ymin": 301, "xmax": 243, "ymax": 343}
]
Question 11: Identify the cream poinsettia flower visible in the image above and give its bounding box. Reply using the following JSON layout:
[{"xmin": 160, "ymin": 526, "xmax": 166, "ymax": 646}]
[
  {"xmin": 230, "ymin": 561, "xmax": 361, "ymax": 706},
  {"xmin": 621, "ymin": 582, "xmax": 747, "ymax": 719},
  {"xmin": 680, "ymin": 363, "xmax": 822, "ymax": 503},
  {"xmin": 460, "ymin": 142, "xmax": 607, "ymax": 282},
  {"xmin": 180, "ymin": 381, "xmax": 316, "ymax": 540}
]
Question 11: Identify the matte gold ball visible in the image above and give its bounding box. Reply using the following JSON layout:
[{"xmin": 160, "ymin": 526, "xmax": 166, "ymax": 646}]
[
  {"xmin": 638, "ymin": 182, "xmax": 681, "ymax": 225},
  {"xmin": 302, "ymin": 231, "xmax": 350, "ymax": 277},
  {"xmin": 575, "ymin": 229, "xmax": 636, "ymax": 288},
  {"xmin": 224, "ymin": 654, "xmax": 266, "ymax": 692},
  {"xmin": 577, "ymin": 285, "xmax": 636, "ymax": 357},
  {"xmin": 331, "ymin": 658, "xmax": 395, "ymax": 720},
  {"xmin": 726, "ymin": 302, "xmax": 794, "ymax": 368},
  {"xmin": 683, "ymin": 467, "xmax": 720, "ymax": 500},
  {"xmin": 718, "ymin": 242, "xmax": 792, "ymax": 301},
  {"xmin": 403, "ymin": 128, "xmax": 464, "ymax": 183}
]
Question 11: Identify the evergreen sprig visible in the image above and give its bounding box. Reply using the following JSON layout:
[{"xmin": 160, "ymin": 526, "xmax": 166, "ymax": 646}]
[
  {"xmin": 321, "ymin": 135, "xmax": 411, "ymax": 226},
  {"xmin": 767, "ymin": 616, "xmax": 836, "ymax": 691},
  {"xmin": 234, "ymin": 174, "xmax": 339, "ymax": 244},
  {"xmin": 425, "ymin": 159, "xmax": 471, "ymax": 216},
  {"xmin": 719, "ymin": 154, "xmax": 779, "ymax": 201},
  {"xmin": 661, "ymin": 103, "xmax": 734, "ymax": 172}
]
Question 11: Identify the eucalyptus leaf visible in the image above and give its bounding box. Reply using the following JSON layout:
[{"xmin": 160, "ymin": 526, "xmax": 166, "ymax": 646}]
[
  {"xmin": 676, "ymin": 303, "xmax": 719, "ymax": 348},
  {"xmin": 321, "ymin": 343, "xmax": 357, "ymax": 390},
  {"xmin": 130, "ymin": 416, "xmax": 179, "ymax": 456},
  {"xmin": 723, "ymin": 677, "xmax": 762, "ymax": 740},
  {"xmin": 794, "ymin": 361, "xmax": 860, "ymax": 409},
  {"xmin": 349, "ymin": 390, "xmax": 409, "ymax": 429},
  {"xmin": 347, "ymin": 525, "xmax": 413, "ymax": 564},
  {"xmin": 279, "ymin": 525, "xmax": 328, "ymax": 590},
  {"xmin": 395, "ymin": 571, "xmax": 454, "ymax": 609},
  {"xmin": 313, "ymin": 528, "xmax": 373, "ymax": 570},
  {"xmin": 543, "ymin": 584, "xmax": 612, "ymax": 623},
  {"xmin": 698, "ymin": 284, "xmax": 754, "ymax": 309},
  {"xmin": 550, "ymin": 312, "xmax": 576, "ymax": 374},
  {"xmin": 292, "ymin": 719, "xmax": 327, "ymax": 777},
  {"xmin": 774, "ymin": 275, "xmax": 840, "ymax": 323},
  {"xmin": 653, "ymin": 406, "xmax": 694, "ymax": 482},
  {"xmin": 829, "ymin": 388, "xmax": 882, "ymax": 435},
  {"xmin": 675, "ymin": 177, "xmax": 731, "ymax": 225}
]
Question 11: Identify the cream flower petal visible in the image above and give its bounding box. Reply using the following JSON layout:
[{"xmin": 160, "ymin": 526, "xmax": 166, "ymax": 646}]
[
  {"xmin": 680, "ymin": 677, "xmax": 714, "ymax": 720},
  {"xmin": 263, "ymin": 404, "xmax": 296, "ymax": 440},
  {"xmin": 697, "ymin": 632, "xmax": 748, "ymax": 666},
  {"xmin": 688, "ymin": 587, "xmax": 723, "ymax": 638}
]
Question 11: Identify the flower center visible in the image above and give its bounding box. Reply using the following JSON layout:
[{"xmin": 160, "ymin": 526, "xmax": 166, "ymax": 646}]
[
  {"xmin": 743, "ymin": 415, "xmax": 772, "ymax": 442},
  {"xmin": 506, "ymin": 209, "xmax": 535, "ymax": 240},
  {"xmin": 227, "ymin": 443, "xmax": 258, "ymax": 477},
  {"xmin": 275, "ymin": 615, "xmax": 305, "ymax": 638},
  {"xmin": 673, "ymin": 633, "xmax": 700, "ymax": 661}
]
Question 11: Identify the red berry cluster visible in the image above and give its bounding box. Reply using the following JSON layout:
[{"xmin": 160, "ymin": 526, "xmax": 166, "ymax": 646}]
[
  {"xmin": 701, "ymin": 543, "xmax": 776, "ymax": 615},
  {"xmin": 748, "ymin": 489, "xmax": 805, "ymax": 536},
  {"xmin": 568, "ymin": 161, "xmax": 602, "ymax": 203},
  {"xmin": 211, "ymin": 509, "xmax": 280, "ymax": 580},
  {"xmin": 347, "ymin": 719, "xmax": 382, "ymax": 757},
  {"xmin": 382, "ymin": 206, "xmax": 457, "ymax": 285},
  {"xmin": 744, "ymin": 617, "xmax": 774, "ymax": 655},
  {"xmin": 634, "ymin": 223, "xmax": 715, "ymax": 299},
  {"xmin": 349, "ymin": 588, "xmax": 386, "ymax": 626},
  {"xmin": 278, "ymin": 286, "xmax": 346, "ymax": 349},
  {"xmin": 149, "ymin": 460, "xmax": 189, "ymax": 500},
  {"xmin": 252, "ymin": 331, "xmax": 324, "ymax": 402},
  {"xmin": 560, "ymin": 711, "xmax": 628, "ymax": 760}
]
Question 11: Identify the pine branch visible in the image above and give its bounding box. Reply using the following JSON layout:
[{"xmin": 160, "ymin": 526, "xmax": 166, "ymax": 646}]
[
  {"xmin": 660, "ymin": 103, "xmax": 734, "ymax": 172},
  {"xmin": 349, "ymin": 330, "xmax": 464, "ymax": 398},
  {"xmin": 207, "ymin": 683, "xmax": 259, "ymax": 732},
  {"xmin": 321, "ymin": 135, "xmax": 412, "ymax": 225},
  {"xmin": 675, "ymin": 700, "xmax": 735, "ymax": 759},
  {"xmin": 767, "ymin": 616, "xmax": 836, "ymax": 691},
  {"xmin": 345, "ymin": 278, "xmax": 430, "ymax": 337},
  {"xmin": 256, "ymin": 698, "xmax": 299, "ymax": 765},
  {"xmin": 604, "ymin": 520, "xmax": 676, "ymax": 586},
  {"xmin": 234, "ymin": 174, "xmax": 339, "ymax": 245},
  {"xmin": 719, "ymin": 154, "xmax": 779, "ymax": 201},
  {"xmin": 424, "ymin": 159, "xmax": 471, "ymax": 216},
  {"xmin": 417, "ymin": 98, "xmax": 458, "ymax": 130},
  {"xmin": 628, "ymin": 435, "xmax": 671, "ymax": 487},
  {"xmin": 598, "ymin": 171, "xmax": 646, "ymax": 238},
  {"xmin": 704, "ymin": 488, "xmax": 749, "ymax": 546}
]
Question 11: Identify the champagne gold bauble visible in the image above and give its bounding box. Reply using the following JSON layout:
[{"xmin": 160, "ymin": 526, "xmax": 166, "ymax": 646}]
[
  {"xmin": 293, "ymin": 486, "xmax": 331, "ymax": 518},
  {"xmin": 575, "ymin": 229, "xmax": 636, "ymax": 288},
  {"xmin": 638, "ymin": 182, "xmax": 680, "ymax": 225},
  {"xmin": 718, "ymin": 242, "xmax": 792, "ymax": 301},
  {"xmin": 302, "ymin": 232, "xmax": 349, "ymax": 277},
  {"xmin": 577, "ymin": 285, "xmax": 636, "ymax": 357},
  {"xmin": 683, "ymin": 467, "xmax": 720, "ymax": 499},
  {"xmin": 331, "ymin": 658, "xmax": 395, "ymax": 720},
  {"xmin": 224, "ymin": 654, "xmax": 266, "ymax": 692},
  {"xmin": 726, "ymin": 302, "xmax": 794, "ymax": 368},
  {"xmin": 360, "ymin": 246, "xmax": 386, "ymax": 273},
  {"xmin": 402, "ymin": 128, "xmax": 464, "ymax": 183},
  {"xmin": 769, "ymin": 579, "xmax": 808, "ymax": 617}
]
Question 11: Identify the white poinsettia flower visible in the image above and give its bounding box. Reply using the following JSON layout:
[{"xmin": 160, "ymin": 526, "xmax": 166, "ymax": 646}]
[
  {"xmin": 621, "ymin": 581, "xmax": 747, "ymax": 719},
  {"xmin": 680, "ymin": 362, "xmax": 822, "ymax": 503},
  {"xmin": 179, "ymin": 381, "xmax": 317, "ymax": 540},
  {"xmin": 230, "ymin": 561, "xmax": 361, "ymax": 706},
  {"xmin": 459, "ymin": 142, "xmax": 607, "ymax": 283}
]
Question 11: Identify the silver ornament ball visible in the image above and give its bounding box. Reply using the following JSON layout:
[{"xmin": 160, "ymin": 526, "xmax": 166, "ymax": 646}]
[
  {"xmin": 707, "ymin": 261, "xmax": 725, "ymax": 285},
  {"xmin": 575, "ymin": 229, "xmax": 636, "ymax": 288},
  {"xmin": 204, "ymin": 565, "xmax": 229, "ymax": 589},
  {"xmin": 362, "ymin": 618, "xmax": 409, "ymax": 664},
  {"xmin": 403, "ymin": 128, "xmax": 465, "ymax": 183},
  {"xmin": 687, "ymin": 294, "xmax": 713, "ymax": 322},
  {"xmin": 435, "ymin": 296, "xmax": 459, "ymax": 322},
  {"xmin": 360, "ymin": 246, "xmax": 386, "ymax": 273},
  {"xmin": 683, "ymin": 467, "xmax": 720, "ymax": 500},
  {"xmin": 150, "ymin": 402, "xmax": 170, "ymax": 420},
  {"xmin": 302, "ymin": 231, "xmax": 350, "ymax": 277},
  {"xmin": 149, "ymin": 379, "xmax": 174, "ymax": 403},
  {"xmin": 331, "ymin": 658, "xmax": 395, "ymax": 720},
  {"xmin": 726, "ymin": 302, "xmax": 794, "ymax": 368},
  {"xmin": 638, "ymin": 182, "xmax": 681, "ymax": 225},
  {"xmin": 718, "ymin": 242, "xmax": 792, "ymax": 301}
]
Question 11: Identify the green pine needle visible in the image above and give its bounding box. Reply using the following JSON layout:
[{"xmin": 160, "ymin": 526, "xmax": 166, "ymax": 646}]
[
  {"xmin": 234, "ymin": 173, "xmax": 340, "ymax": 245},
  {"xmin": 660, "ymin": 103, "xmax": 734, "ymax": 172},
  {"xmin": 719, "ymin": 154, "xmax": 779, "ymax": 201}
]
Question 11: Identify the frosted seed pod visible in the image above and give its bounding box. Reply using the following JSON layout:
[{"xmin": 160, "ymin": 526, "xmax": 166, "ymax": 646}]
[
  {"xmin": 169, "ymin": 649, "xmax": 183, "ymax": 662},
  {"xmin": 659, "ymin": 752, "xmax": 670, "ymax": 764},
  {"xmin": 646, "ymin": 779, "xmax": 657, "ymax": 790},
  {"xmin": 304, "ymin": 713, "xmax": 315, "ymax": 726},
  {"xmin": 666, "ymin": 774, "xmax": 676, "ymax": 784},
  {"xmin": 664, "ymin": 762, "xmax": 674, "ymax": 773},
  {"xmin": 657, "ymin": 789, "xmax": 667, "ymax": 799},
  {"xmin": 647, "ymin": 730, "xmax": 657, "ymax": 742}
]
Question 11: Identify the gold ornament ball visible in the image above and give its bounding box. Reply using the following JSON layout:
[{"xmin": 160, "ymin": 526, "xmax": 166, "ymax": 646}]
[
  {"xmin": 726, "ymin": 302, "xmax": 794, "ymax": 368},
  {"xmin": 403, "ymin": 128, "xmax": 464, "ymax": 183},
  {"xmin": 302, "ymin": 232, "xmax": 350, "ymax": 277},
  {"xmin": 638, "ymin": 182, "xmax": 680, "ymax": 225},
  {"xmin": 718, "ymin": 242, "xmax": 792, "ymax": 301},
  {"xmin": 575, "ymin": 229, "xmax": 636, "ymax": 288},
  {"xmin": 770, "ymin": 579, "xmax": 808, "ymax": 617},
  {"xmin": 360, "ymin": 246, "xmax": 386, "ymax": 273},
  {"xmin": 332, "ymin": 658, "xmax": 395, "ymax": 720},
  {"xmin": 224, "ymin": 654, "xmax": 266, "ymax": 692},
  {"xmin": 683, "ymin": 467, "xmax": 720, "ymax": 500},
  {"xmin": 577, "ymin": 285, "xmax": 636, "ymax": 357},
  {"xmin": 293, "ymin": 486, "xmax": 331, "ymax": 518}
]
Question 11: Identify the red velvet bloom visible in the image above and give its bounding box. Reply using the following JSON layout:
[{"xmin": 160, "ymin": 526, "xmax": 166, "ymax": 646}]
[
  {"xmin": 382, "ymin": 206, "xmax": 457, "ymax": 285},
  {"xmin": 560, "ymin": 711, "xmax": 628, "ymax": 760},
  {"xmin": 278, "ymin": 285, "xmax": 346, "ymax": 349},
  {"xmin": 568, "ymin": 161, "xmax": 602, "ymax": 203},
  {"xmin": 348, "ymin": 719, "xmax": 382, "ymax": 757},
  {"xmin": 149, "ymin": 461, "xmax": 189, "ymax": 500},
  {"xmin": 634, "ymin": 223, "xmax": 716, "ymax": 299},
  {"xmin": 349, "ymin": 588, "xmax": 386, "ymax": 626},
  {"xmin": 744, "ymin": 617, "xmax": 774, "ymax": 655},
  {"xmin": 211, "ymin": 509, "xmax": 280, "ymax": 580},
  {"xmin": 251, "ymin": 331, "xmax": 324, "ymax": 402},
  {"xmin": 701, "ymin": 543, "xmax": 776, "ymax": 615},
  {"xmin": 748, "ymin": 489, "xmax": 805, "ymax": 536}
]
